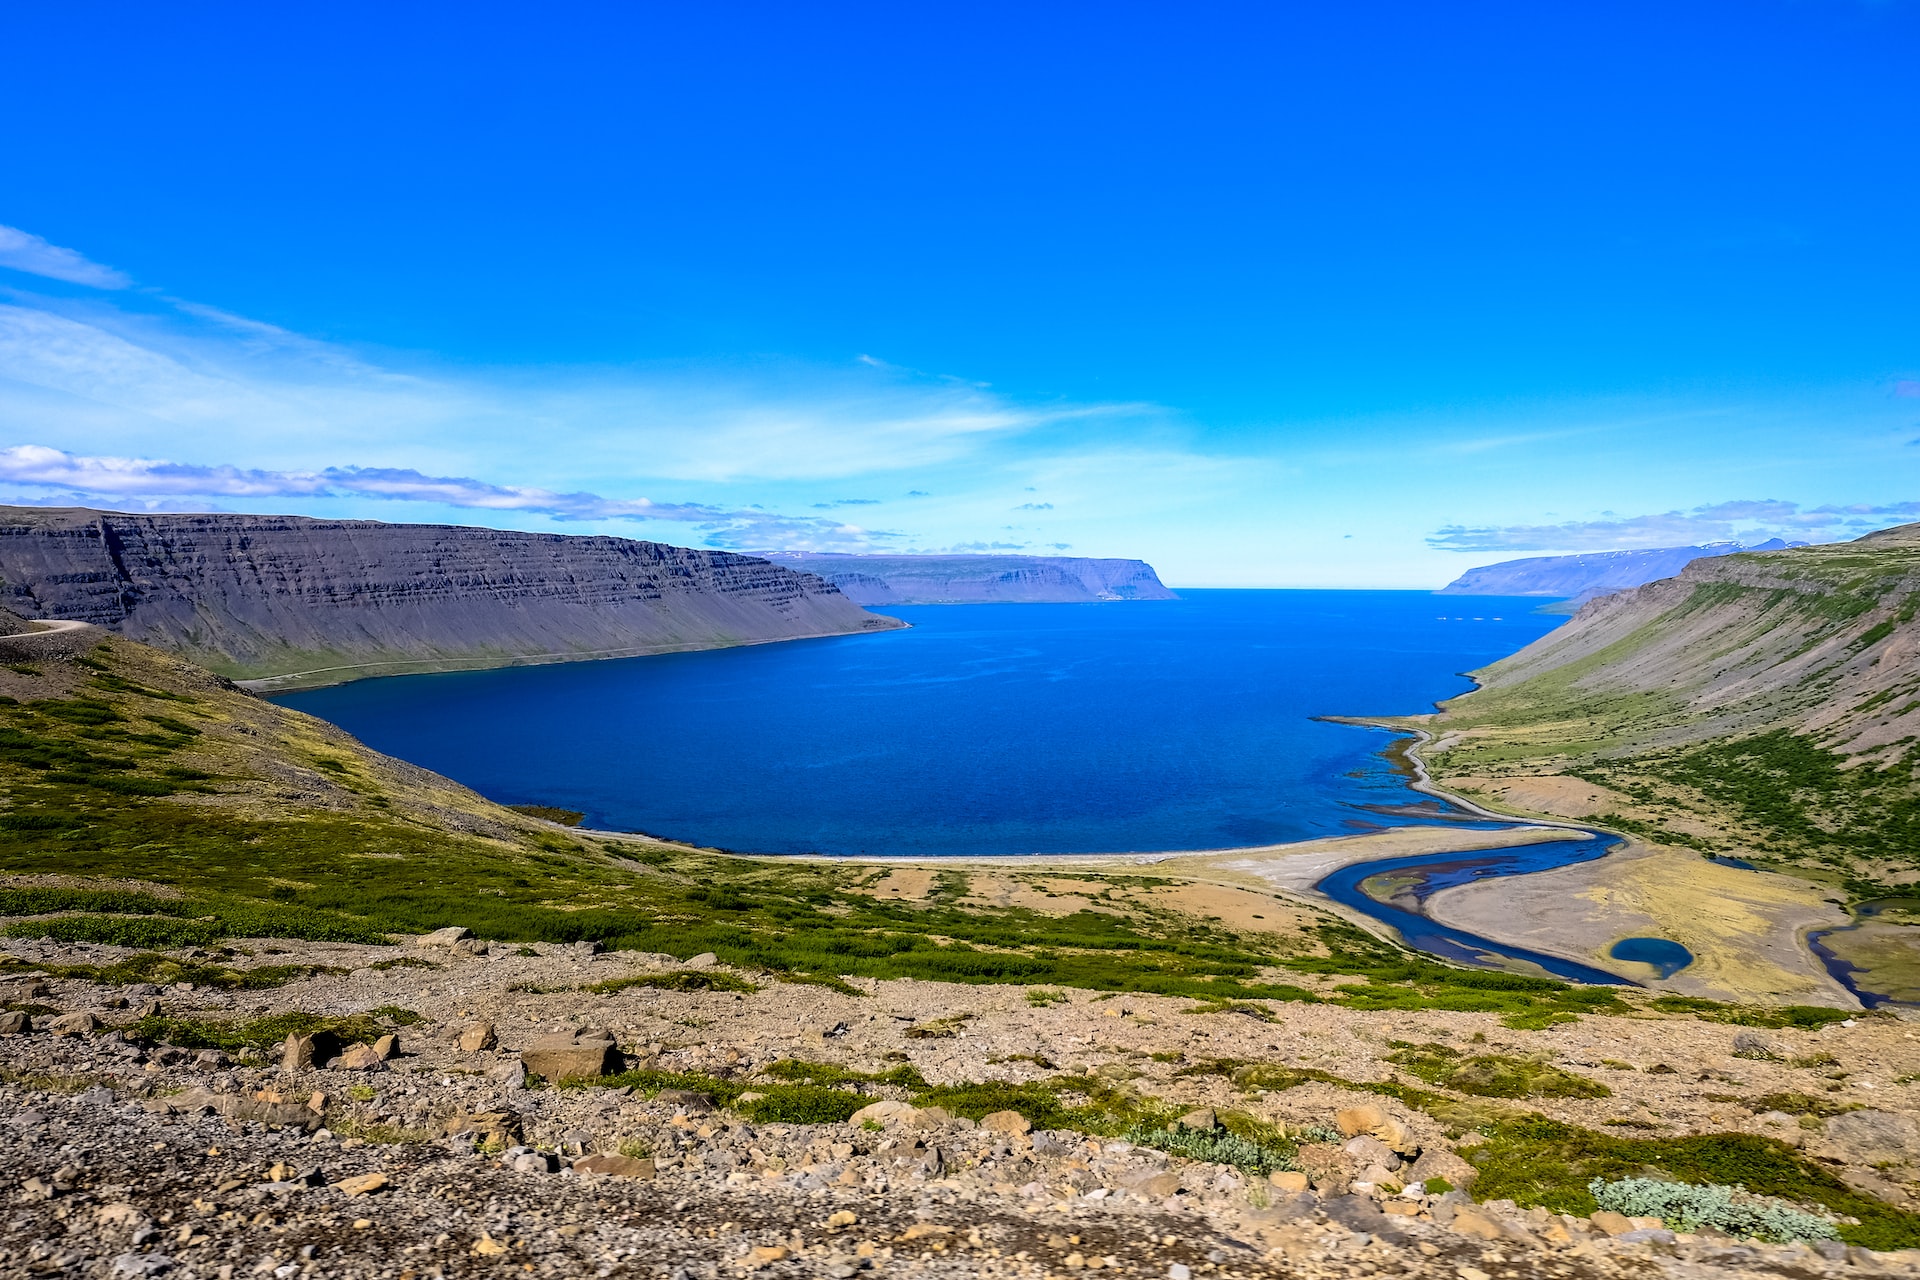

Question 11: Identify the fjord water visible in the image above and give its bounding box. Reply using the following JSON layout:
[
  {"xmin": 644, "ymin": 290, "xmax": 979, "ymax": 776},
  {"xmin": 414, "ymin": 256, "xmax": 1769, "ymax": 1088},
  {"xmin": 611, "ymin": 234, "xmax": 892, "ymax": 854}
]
[{"xmin": 276, "ymin": 590, "xmax": 1564, "ymax": 857}]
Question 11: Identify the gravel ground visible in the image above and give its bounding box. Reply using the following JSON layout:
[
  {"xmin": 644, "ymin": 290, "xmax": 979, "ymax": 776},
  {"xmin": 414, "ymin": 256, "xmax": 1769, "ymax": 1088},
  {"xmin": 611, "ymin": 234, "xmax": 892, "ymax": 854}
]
[{"xmin": 4, "ymin": 934, "xmax": 1919, "ymax": 1279}]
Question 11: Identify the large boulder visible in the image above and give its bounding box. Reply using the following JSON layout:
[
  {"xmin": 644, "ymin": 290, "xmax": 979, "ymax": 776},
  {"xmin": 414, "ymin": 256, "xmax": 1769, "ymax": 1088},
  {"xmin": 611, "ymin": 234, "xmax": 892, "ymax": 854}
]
[
  {"xmin": 521, "ymin": 1033, "xmax": 621, "ymax": 1081},
  {"xmin": 1827, "ymin": 1110, "xmax": 1920, "ymax": 1166}
]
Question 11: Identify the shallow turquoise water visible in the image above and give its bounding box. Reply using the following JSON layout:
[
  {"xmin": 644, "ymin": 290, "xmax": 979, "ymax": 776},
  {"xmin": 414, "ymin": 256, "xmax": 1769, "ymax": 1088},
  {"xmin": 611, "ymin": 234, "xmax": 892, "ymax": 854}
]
[{"xmin": 276, "ymin": 589, "xmax": 1564, "ymax": 857}]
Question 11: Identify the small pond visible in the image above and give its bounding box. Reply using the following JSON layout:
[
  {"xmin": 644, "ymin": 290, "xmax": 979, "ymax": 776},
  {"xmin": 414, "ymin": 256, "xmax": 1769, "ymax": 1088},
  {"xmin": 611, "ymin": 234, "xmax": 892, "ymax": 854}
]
[{"xmin": 1608, "ymin": 936, "xmax": 1694, "ymax": 979}]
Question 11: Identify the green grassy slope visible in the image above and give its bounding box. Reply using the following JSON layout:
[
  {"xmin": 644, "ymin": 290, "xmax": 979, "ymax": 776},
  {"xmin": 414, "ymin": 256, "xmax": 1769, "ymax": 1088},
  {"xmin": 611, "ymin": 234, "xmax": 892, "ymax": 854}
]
[{"xmin": 1410, "ymin": 524, "xmax": 1920, "ymax": 892}]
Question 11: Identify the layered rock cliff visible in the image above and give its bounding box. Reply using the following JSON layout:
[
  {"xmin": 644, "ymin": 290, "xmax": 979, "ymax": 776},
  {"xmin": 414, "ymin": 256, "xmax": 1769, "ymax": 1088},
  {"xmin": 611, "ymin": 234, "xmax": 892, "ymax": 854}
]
[
  {"xmin": 760, "ymin": 552, "xmax": 1176, "ymax": 605},
  {"xmin": 0, "ymin": 507, "xmax": 902, "ymax": 688}
]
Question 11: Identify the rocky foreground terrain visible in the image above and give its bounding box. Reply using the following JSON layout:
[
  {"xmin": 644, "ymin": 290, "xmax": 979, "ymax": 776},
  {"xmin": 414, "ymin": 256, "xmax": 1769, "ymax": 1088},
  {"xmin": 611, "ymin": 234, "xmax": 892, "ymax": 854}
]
[{"xmin": 5, "ymin": 932, "xmax": 1920, "ymax": 1280}]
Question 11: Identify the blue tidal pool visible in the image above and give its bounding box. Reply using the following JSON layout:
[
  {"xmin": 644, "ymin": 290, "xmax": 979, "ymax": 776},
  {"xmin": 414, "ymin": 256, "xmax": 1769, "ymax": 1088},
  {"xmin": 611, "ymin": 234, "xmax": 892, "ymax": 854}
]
[{"xmin": 1609, "ymin": 936, "xmax": 1694, "ymax": 978}]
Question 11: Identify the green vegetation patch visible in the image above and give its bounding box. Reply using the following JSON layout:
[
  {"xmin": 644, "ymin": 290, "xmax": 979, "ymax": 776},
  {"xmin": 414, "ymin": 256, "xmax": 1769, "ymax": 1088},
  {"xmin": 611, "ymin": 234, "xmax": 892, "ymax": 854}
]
[
  {"xmin": 1466, "ymin": 1114, "xmax": 1920, "ymax": 1250},
  {"xmin": 1387, "ymin": 1043, "xmax": 1611, "ymax": 1100},
  {"xmin": 130, "ymin": 1006, "xmax": 419, "ymax": 1053},
  {"xmin": 506, "ymin": 805, "xmax": 586, "ymax": 827},
  {"xmin": 0, "ymin": 950, "xmax": 340, "ymax": 990},
  {"xmin": 1590, "ymin": 1176, "xmax": 1835, "ymax": 1243},
  {"xmin": 1285, "ymin": 922, "xmax": 1628, "ymax": 1028},
  {"xmin": 584, "ymin": 970, "xmax": 758, "ymax": 995},
  {"xmin": 1748, "ymin": 1092, "xmax": 1861, "ymax": 1119},
  {"xmin": 1120, "ymin": 1122, "xmax": 1300, "ymax": 1175},
  {"xmin": 1646, "ymin": 995, "xmax": 1855, "ymax": 1030}
]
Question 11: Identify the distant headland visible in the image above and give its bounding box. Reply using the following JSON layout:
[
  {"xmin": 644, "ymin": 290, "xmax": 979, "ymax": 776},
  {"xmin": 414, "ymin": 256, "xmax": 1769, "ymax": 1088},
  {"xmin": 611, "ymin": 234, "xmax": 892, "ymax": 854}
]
[{"xmin": 760, "ymin": 552, "xmax": 1176, "ymax": 605}]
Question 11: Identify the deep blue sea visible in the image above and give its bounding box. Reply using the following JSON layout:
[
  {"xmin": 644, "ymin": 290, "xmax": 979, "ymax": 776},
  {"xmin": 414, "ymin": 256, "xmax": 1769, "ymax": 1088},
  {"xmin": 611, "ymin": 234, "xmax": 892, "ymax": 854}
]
[{"xmin": 275, "ymin": 590, "xmax": 1565, "ymax": 857}]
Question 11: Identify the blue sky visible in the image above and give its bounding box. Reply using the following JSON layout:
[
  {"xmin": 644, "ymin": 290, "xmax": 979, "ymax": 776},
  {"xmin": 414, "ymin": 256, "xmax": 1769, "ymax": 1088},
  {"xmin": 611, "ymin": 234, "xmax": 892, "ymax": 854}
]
[{"xmin": 0, "ymin": 1, "xmax": 1916, "ymax": 586}]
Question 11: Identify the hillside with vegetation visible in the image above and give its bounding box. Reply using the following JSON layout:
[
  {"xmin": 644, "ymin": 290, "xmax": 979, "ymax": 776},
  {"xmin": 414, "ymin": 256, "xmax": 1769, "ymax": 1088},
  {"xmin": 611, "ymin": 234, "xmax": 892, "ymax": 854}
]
[
  {"xmin": 0, "ymin": 629, "xmax": 1645, "ymax": 1026},
  {"xmin": 1415, "ymin": 524, "xmax": 1920, "ymax": 894}
]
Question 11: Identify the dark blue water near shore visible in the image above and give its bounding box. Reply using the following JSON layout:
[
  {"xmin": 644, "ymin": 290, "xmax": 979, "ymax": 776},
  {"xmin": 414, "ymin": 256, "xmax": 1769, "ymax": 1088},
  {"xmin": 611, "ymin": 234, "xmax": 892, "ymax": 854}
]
[
  {"xmin": 1314, "ymin": 838, "xmax": 1630, "ymax": 984},
  {"xmin": 276, "ymin": 590, "xmax": 1564, "ymax": 858}
]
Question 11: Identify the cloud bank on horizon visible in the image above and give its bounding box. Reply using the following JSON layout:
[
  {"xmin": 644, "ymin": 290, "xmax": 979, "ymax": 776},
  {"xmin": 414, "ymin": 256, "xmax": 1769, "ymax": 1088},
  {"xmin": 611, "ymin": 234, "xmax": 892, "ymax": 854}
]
[
  {"xmin": 0, "ymin": 219, "xmax": 1913, "ymax": 584},
  {"xmin": 1429, "ymin": 500, "xmax": 1920, "ymax": 554}
]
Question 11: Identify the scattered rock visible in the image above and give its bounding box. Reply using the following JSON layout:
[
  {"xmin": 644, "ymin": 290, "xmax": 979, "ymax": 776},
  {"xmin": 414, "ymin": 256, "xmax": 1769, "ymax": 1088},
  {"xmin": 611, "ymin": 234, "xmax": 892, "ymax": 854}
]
[
  {"xmin": 1732, "ymin": 1031, "xmax": 1785, "ymax": 1060},
  {"xmin": 980, "ymin": 1110, "xmax": 1031, "ymax": 1136},
  {"xmin": 46, "ymin": 1011, "xmax": 97, "ymax": 1036},
  {"xmin": 850, "ymin": 1099, "xmax": 928, "ymax": 1128},
  {"xmin": 1293, "ymin": 1142, "xmax": 1356, "ymax": 1193},
  {"xmin": 1827, "ymin": 1109, "xmax": 1920, "ymax": 1165},
  {"xmin": 0, "ymin": 1010, "xmax": 29, "ymax": 1035},
  {"xmin": 1403, "ymin": 1148, "xmax": 1477, "ymax": 1190},
  {"xmin": 281, "ymin": 1031, "xmax": 340, "ymax": 1072},
  {"xmin": 443, "ymin": 1111, "xmax": 522, "ymax": 1143},
  {"xmin": 1175, "ymin": 1107, "xmax": 1216, "ymax": 1131},
  {"xmin": 333, "ymin": 1173, "xmax": 389, "ymax": 1197},
  {"xmin": 685, "ymin": 952, "xmax": 718, "ymax": 969},
  {"xmin": 333, "ymin": 1043, "xmax": 387, "ymax": 1072},
  {"xmin": 655, "ymin": 1089, "xmax": 714, "ymax": 1112},
  {"xmin": 372, "ymin": 1033, "xmax": 398, "ymax": 1059},
  {"xmin": 416, "ymin": 926, "xmax": 472, "ymax": 948},
  {"xmin": 1267, "ymin": 1171, "xmax": 1310, "ymax": 1194},
  {"xmin": 574, "ymin": 1153, "xmax": 655, "ymax": 1178},
  {"xmin": 457, "ymin": 1021, "xmax": 497, "ymax": 1053}
]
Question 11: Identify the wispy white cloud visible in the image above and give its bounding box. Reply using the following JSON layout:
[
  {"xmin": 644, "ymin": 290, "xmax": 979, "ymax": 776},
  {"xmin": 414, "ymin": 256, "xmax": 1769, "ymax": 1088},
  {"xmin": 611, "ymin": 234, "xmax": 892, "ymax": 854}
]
[
  {"xmin": 1428, "ymin": 498, "xmax": 1920, "ymax": 552},
  {"xmin": 0, "ymin": 445, "xmax": 898, "ymax": 551},
  {"xmin": 0, "ymin": 225, "xmax": 131, "ymax": 289}
]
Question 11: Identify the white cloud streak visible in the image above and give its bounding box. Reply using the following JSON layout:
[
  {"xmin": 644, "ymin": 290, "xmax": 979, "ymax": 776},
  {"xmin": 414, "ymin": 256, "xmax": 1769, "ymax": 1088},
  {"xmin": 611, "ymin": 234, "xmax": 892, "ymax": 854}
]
[
  {"xmin": 0, "ymin": 445, "xmax": 896, "ymax": 551},
  {"xmin": 1428, "ymin": 498, "xmax": 1920, "ymax": 552},
  {"xmin": 0, "ymin": 226, "xmax": 132, "ymax": 289}
]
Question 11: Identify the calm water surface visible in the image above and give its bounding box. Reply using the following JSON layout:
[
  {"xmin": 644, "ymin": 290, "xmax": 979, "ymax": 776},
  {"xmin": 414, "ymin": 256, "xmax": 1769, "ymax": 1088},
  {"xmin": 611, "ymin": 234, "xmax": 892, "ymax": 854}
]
[{"xmin": 276, "ymin": 590, "xmax": 1564, "ymax": 857}]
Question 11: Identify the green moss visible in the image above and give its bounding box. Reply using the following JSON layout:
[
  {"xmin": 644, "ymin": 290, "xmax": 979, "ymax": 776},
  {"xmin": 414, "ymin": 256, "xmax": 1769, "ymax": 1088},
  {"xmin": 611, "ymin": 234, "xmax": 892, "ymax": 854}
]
[
  {"xmin": 1466, "ymin": 1115, "xmax": 1920, "ymax": 1250},
  {"xmin": 1386, "ymin": 1044, "xmax": 1610, "ymax": 1099},
  {"xmin": 584, "ymin": 970, "xmax": 758, "ymax": 995},
  {"xmin": 130, "ymin": 1008, "xmax": 416, "ymax": 1053},
  {"xmin": 0, "ymin": 951, "xmax": 340, "ymax": 990},
  {"xmin": 1646, "ymin": 995, "xmax": 1856, "ymax": 1030},
  {"xmin": 506, "ymin": 805, "xmax": 586, "ymax": 826}
]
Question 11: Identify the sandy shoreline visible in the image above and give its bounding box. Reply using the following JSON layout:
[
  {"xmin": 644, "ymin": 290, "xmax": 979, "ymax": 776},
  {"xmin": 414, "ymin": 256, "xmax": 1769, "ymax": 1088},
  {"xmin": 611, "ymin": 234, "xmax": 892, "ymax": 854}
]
[{"xmin": 569, "ymin": 720, "xmax": 1865, "ymax": 1005}]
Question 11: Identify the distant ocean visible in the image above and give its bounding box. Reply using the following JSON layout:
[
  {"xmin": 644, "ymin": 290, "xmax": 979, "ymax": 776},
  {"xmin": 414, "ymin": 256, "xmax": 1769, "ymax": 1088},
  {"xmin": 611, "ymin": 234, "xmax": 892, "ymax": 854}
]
[{"xmin": 275, "ymin": 590, "xmax": 1564, "ymax": 857}]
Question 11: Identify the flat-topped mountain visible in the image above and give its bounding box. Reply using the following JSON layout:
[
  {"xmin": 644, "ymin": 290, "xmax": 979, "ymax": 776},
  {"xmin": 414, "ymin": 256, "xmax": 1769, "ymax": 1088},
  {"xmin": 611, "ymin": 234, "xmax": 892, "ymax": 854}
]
[
  {"xmin": 1439, "ymin": 538, "xmax": 1798, "ymax": 608},
  {"xmin": 760, "ymin": 552, "xmax": 1176, "ymax": 605},
  {"xmin": 0, "ymin": 507, "xmax": 901, "ymax": 688}
]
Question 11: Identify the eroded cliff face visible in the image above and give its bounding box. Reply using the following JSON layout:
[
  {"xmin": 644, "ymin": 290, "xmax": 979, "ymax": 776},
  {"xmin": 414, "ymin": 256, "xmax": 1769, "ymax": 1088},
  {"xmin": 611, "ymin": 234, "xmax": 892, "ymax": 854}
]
[
  {"xmin": 760, "ymin": 552, "xmax": 1176, "ymax": 605},
  {"xmin": 0, "ymin": 508, "xmax": 902, "ymax": 687}
]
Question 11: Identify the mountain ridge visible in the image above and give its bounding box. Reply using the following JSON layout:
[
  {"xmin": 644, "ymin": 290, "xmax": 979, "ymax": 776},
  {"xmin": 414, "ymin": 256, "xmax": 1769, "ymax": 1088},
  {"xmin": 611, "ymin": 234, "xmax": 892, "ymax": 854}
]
[
  {"xmin": 760, "ymin": 552, "xmax": 1175, "ymax": 605},
  {"xmin": 1439, "ymin": 538, "xmax": 1799, "ymax": 609},
  {"xmin": 1411, "ymin": 522, "xmax": 1920, "ymax": 890},
  {"xmin": 0, "ymin": 507, "xmax": 901, "ymax": 689}
]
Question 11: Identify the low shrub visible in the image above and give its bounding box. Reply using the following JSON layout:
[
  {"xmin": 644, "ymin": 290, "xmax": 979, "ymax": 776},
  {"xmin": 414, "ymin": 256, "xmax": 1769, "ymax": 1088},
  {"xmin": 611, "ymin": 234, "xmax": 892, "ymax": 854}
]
[
  {"xmin": 585, "ymin": 970, "xmax": 757, "ymax": 995},
  {"xmin": 1122, "ymin": 1122, "xmax": 1298, "ymax": 1175},
  {"xmin": 1387, "ymin": 1045, "xmax": 1610, "ymax": 1100},
  {"xmin": 1589, "ymin": 1176, "xmax": 1835, "ymax": 1242}
]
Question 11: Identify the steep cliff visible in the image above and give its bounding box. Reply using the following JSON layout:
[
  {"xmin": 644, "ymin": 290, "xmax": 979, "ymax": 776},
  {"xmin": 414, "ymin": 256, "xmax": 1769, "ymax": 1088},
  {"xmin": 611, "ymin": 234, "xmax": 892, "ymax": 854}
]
[
  {"xmin": 1414, "ymin": 525, "xmax": 1920, "ymax": 887},
  {"xmin": 0, "ymin": 507, "xmax": 902, "ymax": 688},
  {"xmin": 1438, "ymin": 539, "xmax": 1797, "ymax": 607},
  {"xmin": 760, "ymin": 552, "xmax": 1176, "ymax": 604}
]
